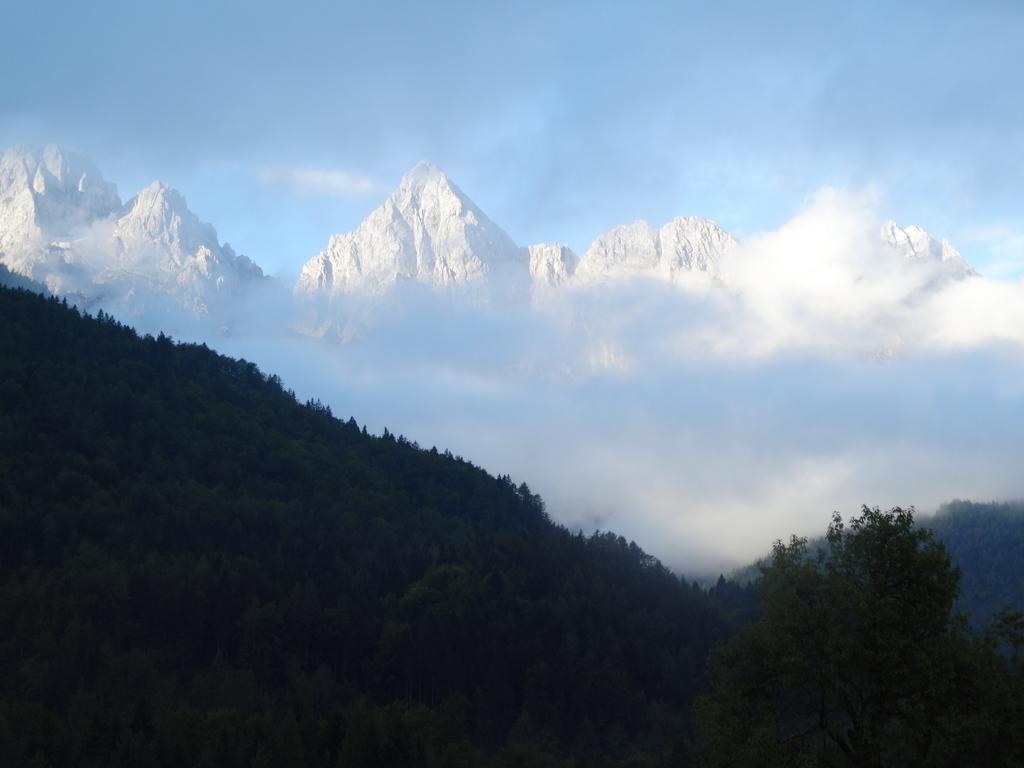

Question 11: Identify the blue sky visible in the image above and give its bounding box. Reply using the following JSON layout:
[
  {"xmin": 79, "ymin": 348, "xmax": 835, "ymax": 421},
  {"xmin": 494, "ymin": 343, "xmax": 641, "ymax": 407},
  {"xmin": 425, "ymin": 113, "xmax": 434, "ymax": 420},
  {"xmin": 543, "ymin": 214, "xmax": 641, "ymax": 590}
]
[
  {"xmin": 5, "ymin": 0, "xmax": 1024, "ymax": 568},
  {"xmin": 4, "ymin": 0, "xmax": 1023, "ymax": 278}
]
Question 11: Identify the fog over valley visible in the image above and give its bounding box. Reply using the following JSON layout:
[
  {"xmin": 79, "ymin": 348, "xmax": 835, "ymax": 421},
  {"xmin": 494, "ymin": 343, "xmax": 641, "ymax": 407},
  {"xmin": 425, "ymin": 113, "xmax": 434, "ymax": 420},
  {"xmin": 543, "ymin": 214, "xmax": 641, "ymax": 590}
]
[
  {"xmin": 3, "ymin": 145, "xmax": 1022, "ymax": 572},
  {"xmin": 4, "ymin": 4, "xmax": 1024, "ymax": 764}
]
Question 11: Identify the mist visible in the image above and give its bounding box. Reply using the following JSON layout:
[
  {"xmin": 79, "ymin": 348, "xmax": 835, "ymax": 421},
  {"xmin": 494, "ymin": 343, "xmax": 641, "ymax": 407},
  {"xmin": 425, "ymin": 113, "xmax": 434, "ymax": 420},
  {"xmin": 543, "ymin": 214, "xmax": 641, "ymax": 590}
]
[
  {"xmin": 94, "ymin": 188, "xmax": 1017, "ymax": 576},
  {"xmin": 213, "ymin": 335, "xmax": 1023, "ymax": 575}
]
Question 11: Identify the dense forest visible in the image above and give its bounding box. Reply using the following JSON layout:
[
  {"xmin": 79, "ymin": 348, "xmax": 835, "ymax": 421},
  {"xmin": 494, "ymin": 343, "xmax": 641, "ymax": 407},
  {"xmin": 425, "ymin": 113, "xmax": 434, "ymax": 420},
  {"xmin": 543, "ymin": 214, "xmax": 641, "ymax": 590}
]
[
  {"xmin": 2, "ymin": 283, "xmax": 1021, "ymax": 766},
  {"xmin": 0, "ymin": 285, "xmax": 727, "ymax": 767},
  {"xmin": 925, "ymin": 500, "xmax": 1024, "ymax": 623}
]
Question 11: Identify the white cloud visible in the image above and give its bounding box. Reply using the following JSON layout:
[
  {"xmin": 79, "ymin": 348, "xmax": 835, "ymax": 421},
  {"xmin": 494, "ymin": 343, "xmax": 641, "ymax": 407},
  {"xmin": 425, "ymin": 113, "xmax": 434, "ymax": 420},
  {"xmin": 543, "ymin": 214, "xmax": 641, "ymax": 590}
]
[
  {"xmin": 918, "ymin": 276, "xmax": 1024, "ymax": 348},
  {"xmin": 89, "ymin": 184, "xmax": 1024, "ymax": 575},
  {"xmin": 557, "ymin": 188, "xmax": 1024, "ymax": 360},
  {"xmin": 257, "ymin": 165, "xmax": 384, "ymax": 199}
]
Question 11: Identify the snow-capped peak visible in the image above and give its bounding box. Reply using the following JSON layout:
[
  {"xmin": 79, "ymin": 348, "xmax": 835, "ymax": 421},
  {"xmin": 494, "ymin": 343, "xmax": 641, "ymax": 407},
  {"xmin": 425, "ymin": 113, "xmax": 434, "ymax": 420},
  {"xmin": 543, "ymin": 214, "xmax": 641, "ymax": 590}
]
[
  {"xmin": 106, "ymin": 180, "xmax": 264, "ymax": 304},
  {"xmin": 387, "ymin": 160, "xmax": 492, "ymax": 234},
  {"xmin": 296, "ymin": 161, "xmax": 524, "ymax": 297},
  {"xmin": 0, "ymin": 144, "xmax": 118, "ymax": 205},
  {"xmin": 882, "ymin": 220, "xmax": 976, "ymax": 277},
  {"xmin": 0, "ymin": 144, "xmax": 264, "ymax": 321},
  {"xmin": 0, "ymin": 144, "xmax": 120, "ymax": 254},
  {"xmin": 399, "ymin": 159, "xmax": 445, "ymax": 188},
  {"xmin": 115, "ymin": 181, "xmax": 220, "ymax": 260},
  {"xmin": 294, "ymin": 167, "xmax": 748, "ymax": 307},
  {"xmin": 574, "ymin": 215, "xmax": 736, "ymax": 285}
]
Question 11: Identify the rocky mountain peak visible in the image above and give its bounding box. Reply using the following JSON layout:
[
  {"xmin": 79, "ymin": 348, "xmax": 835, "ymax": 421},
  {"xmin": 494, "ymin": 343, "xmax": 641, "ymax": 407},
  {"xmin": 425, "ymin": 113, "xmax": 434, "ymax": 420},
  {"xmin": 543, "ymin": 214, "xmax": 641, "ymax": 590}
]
[
  {"xmin": 0, "ymin": 144, "xmax": 120, "ymax": 253},
  {"xmin": 296, "ymin": 161, "xmax": 523, "ymax": 298}
]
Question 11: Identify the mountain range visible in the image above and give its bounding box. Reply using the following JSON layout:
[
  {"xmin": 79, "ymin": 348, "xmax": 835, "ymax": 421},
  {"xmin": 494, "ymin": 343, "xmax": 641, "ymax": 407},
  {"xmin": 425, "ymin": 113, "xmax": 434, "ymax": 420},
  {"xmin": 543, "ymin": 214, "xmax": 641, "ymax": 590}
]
[
  {"xmin": 0, "ymin": 146, "xmax": 264, "ymax": 320},
  {"xmin": 0, "ymin": 144, "xmax": 977, "ymax": 331}
]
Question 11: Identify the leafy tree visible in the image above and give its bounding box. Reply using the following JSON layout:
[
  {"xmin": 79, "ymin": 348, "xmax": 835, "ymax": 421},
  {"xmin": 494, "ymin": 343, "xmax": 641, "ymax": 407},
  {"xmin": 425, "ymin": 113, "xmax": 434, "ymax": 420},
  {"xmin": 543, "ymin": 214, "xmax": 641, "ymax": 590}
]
[{"xmin": 696, "ymin": 506, "xmax": 1024, "ymax": 767}]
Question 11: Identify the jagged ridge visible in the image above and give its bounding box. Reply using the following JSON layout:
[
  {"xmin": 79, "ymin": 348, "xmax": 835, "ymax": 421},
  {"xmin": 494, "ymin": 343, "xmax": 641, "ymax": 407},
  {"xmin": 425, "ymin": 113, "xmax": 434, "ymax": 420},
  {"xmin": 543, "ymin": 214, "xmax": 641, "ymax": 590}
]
[
  {"xmin": 0, "ymin": 145, "xmax": 264, "ymax": 316},
  {"xmin": 296, "ymin": 161, "xmax": 524, "ymax": 297},
  {"xmin": 0, "ymin": 146, "xmax": 978, "ymax": 323}
]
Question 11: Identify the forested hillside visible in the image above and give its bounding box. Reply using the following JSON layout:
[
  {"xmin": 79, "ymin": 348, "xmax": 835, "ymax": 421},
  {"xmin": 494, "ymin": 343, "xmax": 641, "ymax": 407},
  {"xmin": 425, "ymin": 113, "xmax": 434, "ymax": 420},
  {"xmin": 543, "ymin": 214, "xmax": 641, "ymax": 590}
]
[
  {"xmin": 726, "ymin": 500, "xmax": 1024, "ymax": 627},
  {"xmin": 925, "ymin": 500, "xmax": 1024, "ymax": 623},
  {"xmin": 0, "ymin": 263, "xmax": 46, "ymax": 293},
  {"xmin": 0, "ymin": 285, "xmax": 726, "ymax": 767},
  {"xmin": 696, "ymin": 507, "xmax": 1024, "ymax": 767}
]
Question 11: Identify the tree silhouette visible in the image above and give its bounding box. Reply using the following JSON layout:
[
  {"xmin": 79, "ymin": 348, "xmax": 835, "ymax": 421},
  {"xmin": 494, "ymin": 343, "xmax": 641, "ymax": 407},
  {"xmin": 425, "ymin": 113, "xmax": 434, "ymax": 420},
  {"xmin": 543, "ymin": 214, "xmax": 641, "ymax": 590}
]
[{"xmin": 697, "ymin": 506, "xmax": 1024, "ymax": 767}]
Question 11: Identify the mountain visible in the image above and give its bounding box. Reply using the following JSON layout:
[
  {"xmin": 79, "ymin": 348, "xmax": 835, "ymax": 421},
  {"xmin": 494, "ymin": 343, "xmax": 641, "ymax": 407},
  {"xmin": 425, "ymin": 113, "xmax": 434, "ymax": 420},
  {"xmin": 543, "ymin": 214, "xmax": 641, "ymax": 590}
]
[
  {"xmin": 528, "ymin": 242, "xmax": 578, "ymax": 289},
  {"xmin": 924, "ymin": 500, "xmax": 1024, "ymax": 625},
  {"xmin": 294, "ymin": 164, "xmax": 742, "ymax": 305},
  {"xmin": 295, "ymin": 165, "xmax": 741, "ymax": 303},
  {"xmin": 105, "ymin": 181, "xmax": 264, "ymax": 314},
  {"xmin": 1, "ymin": 146, "xmax": 983, "ymax": 345},
  {"xmin": 0, "ymin": 283, "xmax": 727, "ymax": 767},
  {"xmin": 882, "ymin": 220, "xmax": 976, "ymax": 279},
  {"xmin": 574, "ymin": 216, "xmax": 735, "ymax": 286},
  {"xmin": 0, "ymin": 144, "xmax": 120, "ymax": 257},
  {"xmin": 295, "ymin": 161, "xmax": 528, "ymax": 301},
  {"xmin": 296, "ymin": 162, "xmax": 972, "ymax": 310},
  {"xmin": 0, "ymin": 145, "xmax": 264, "ymax": 321}
]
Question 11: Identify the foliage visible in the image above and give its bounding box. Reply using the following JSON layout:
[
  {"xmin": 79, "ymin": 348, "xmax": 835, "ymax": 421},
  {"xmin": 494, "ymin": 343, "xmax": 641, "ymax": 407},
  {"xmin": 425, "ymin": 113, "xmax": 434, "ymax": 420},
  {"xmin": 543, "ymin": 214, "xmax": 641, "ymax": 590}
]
[
  {"xmin": 729, "ymin": 499, "xmax": 1024, "ymax": 627},
  {"xmin": 0, "ymin": 285, "xmax": 726, "ymax": 766},
  {"xmin": 696, "ymin": 506, "xmax": 1024, "ymax": 767},
  {"xmin": 926, "ymin": 500, "xmax": 1024, "ymax": 625}
]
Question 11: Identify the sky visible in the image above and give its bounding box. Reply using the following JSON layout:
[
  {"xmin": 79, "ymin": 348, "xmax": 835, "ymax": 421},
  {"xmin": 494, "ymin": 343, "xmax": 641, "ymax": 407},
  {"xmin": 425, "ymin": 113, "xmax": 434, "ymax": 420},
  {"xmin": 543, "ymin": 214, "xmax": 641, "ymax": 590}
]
[
  {"xmin": 85, "ymin": 181, "xmax": 1024, "ymax": 573},
  {"xmin": 4, "ymin": 0, "xmax": 1024, "ymax": 279},
  {"xmin": 4, "ymin": 0, "xmax": 1024, "ymax": 573}
]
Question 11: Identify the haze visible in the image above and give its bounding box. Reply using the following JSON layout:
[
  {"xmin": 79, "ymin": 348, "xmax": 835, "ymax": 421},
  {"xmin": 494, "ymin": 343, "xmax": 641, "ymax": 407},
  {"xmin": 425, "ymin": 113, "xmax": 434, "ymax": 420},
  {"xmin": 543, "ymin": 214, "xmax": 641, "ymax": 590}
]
[{"xmin": 4, "ymin": 0, "xmax": 1024, "ymax": 573}]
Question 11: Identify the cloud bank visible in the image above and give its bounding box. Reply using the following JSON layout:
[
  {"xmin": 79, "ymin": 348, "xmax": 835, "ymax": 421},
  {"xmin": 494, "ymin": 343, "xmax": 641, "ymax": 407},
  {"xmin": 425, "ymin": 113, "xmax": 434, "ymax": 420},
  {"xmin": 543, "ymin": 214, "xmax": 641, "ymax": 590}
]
[{"xmin": 112, "ymin": 188, "xmax": 1024, "ymax": 575}]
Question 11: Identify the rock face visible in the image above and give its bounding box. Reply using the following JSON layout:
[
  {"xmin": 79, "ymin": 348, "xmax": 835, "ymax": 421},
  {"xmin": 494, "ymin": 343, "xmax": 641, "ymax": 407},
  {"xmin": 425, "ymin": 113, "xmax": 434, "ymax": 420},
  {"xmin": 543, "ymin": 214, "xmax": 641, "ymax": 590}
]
[
  {"xmin": 294, "ymin": 161, "xmax": 983, "ymax": 314},
  {"xmin": 296, "ymin": 162, "xmax": 525, "ymax": 299},
  {"xmin": 296, "ymin": 166, "xmax": 743, "ymax": 305},
  {"xmin": 0, "ymin": 145, "xmax": 263, "ymax": 318},
  {"xmin": 881, "ymin": 220, "xmax": 976, "ymax": 278},
  {"xmin": 574, "ymin": 216, "xmax": 736, "ymax": 286},
  {"xmin": 109, "ymin": 181, "xmax": 264, "ymax": 310},
  {"xmin": 0, "ymin": 146, "xmax": 983, "ymax": 342},
  {"xmin": 0, "ymin": 145, "xmax": 120, "ymax": 260},
  {"xmin": 528, "ymin": 243, "xmax": 578, "ymax": 289}
]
